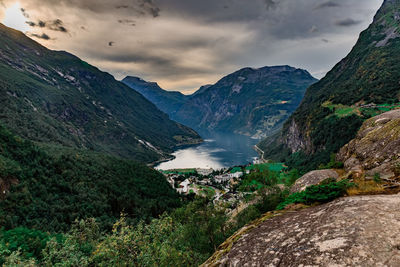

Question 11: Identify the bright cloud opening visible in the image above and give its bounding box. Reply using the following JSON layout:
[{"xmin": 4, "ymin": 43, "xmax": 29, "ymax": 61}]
[{"xmin": 3, "ymin": 2, "xmax": 30, "ymax": 32}]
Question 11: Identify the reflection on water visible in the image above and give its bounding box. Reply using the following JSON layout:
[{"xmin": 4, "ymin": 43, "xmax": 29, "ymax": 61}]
[{"xmin": 156, "ymin": 133, "xmax": 258, "ymax": 170}]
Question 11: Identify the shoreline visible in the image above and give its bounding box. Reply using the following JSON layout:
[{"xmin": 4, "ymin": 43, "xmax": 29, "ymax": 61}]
[
  {"xmin": 148, "ymin": 139, "xmax": 205, "ymax": 168},
  {"xmin": 254, "ymin": 144, "xmax": 265, "ymax": 161}
]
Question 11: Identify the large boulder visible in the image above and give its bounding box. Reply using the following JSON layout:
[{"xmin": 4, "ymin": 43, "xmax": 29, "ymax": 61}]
[
  {"xmin": 290, "ymin": 169, "xmax": 339, "ymax": 193},
  {"xmin": 203, "ymin": 195, "xmax": 400, "ymax": 266},
  {"xmin": 337, "ymin": 109, "xmax": 400, "ymax": 180}
]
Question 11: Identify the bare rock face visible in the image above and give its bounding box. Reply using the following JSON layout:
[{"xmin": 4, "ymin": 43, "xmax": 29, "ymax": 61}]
[
  {"xmin": 203, "ymin": 195, "xmax": 400, "ymax": 267},
  {"xmin": 285, "ymin": 119, "xmax": 309, "ymax": 153},
  {"xmin": 337, "ymin": 110, "xmax": 400, "ymax": 179},
  {"xmin": 290, "ymin": 169, "xmax": 339, "ymax": 193}
]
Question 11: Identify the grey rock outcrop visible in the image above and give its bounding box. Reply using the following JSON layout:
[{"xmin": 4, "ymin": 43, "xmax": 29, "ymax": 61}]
[
  {"xmin": 290, "ymin": 169, "xmax": 339, "ymax": 193},
  {"xmin": 337, "ymin": 110, "xmax": 400, "ymax": 180},
  {"xmin": 203, "ymin": 195, "xmax": 400, "ymax": 267}
]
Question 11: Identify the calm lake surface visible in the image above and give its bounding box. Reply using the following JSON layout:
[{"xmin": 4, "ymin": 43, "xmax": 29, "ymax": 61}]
[{"xmin": 156, "ymin": 133, "xmax": 259, "ymax": 170}]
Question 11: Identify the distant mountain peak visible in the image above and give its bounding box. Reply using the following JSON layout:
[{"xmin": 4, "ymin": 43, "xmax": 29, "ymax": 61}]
[{"xmin": 122, "ymin": 76, "xmax": 187, "ymax": 119}]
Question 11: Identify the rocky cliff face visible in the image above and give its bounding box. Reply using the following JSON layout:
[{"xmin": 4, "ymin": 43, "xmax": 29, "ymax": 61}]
[
  {"xmin": 260, "ymin": 0, "xmax": 400, "ymax": 170},
  {"xmin": 176, "ymin": 66, "xmax": 317, "ymax": 139},
  {"xmin": 337, "ymin": 109, "xmax": 400, "ymax": 180},
  {"xmin": 203, "ymin": 195, "xmax": 400, "ymax": 267}
]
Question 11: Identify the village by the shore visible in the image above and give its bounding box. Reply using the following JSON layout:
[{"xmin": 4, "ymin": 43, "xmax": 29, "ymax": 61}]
[{"xmin": 157, "ymin": 157, "xmax": 276, "ymax": 211}]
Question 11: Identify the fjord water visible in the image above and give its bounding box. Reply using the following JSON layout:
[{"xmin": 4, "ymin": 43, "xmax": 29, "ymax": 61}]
[{"xmin": 156, "ymin": 133, "xmax": 259, "ymax": 170}]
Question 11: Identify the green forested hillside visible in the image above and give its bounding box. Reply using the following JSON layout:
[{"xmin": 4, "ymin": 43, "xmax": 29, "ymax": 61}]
[
  {"xmin": 260, "ymin": 0, "xmax": 400, "ymax": 171},
  {"xmin": 0, "ymin": 124, "xmax": 181, "ymax": 232},
  {"xmin": 0, "ymin": 23, "xmax": 201, "ymax": 163}
]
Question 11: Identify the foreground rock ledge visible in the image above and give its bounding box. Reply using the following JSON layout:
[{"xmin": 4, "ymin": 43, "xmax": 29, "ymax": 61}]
[{"xmin": 203, "ymin": 195, "xmax": 400, "ymax": 267}]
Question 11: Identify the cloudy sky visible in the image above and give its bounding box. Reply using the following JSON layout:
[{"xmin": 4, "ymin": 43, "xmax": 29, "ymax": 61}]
[{"xmin": 0, "ymin": 0, "xmax": 383, "ymax": 93}]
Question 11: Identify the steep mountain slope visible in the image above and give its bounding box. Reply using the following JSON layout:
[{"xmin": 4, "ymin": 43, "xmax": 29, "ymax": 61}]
[
  {"xmin": 259, "ymin": 0, "xmax": 400, "ymax": 170},
  {"xmin": 176, "ymin": 66, "xmax": 317, "ymax": 139},
  {"xmin": 122, "ymin": 76, "xmax": 188, "ymax": 119},
  {"xmin": 0, "ymin": 23, "xmax": 201, "ymax": 163},
  {"xmin": 0, "ymin": 123, "xmax": 180, "ymax": 232}
]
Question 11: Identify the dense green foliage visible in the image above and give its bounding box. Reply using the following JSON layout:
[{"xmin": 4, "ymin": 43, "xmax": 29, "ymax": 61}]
[
  {"xmin": 0, "ymin": 198, "xmax": 232, "ymax": 266},
  {"xmin": 277, "ymin": 180, "xmax": 352, "ymax": 210},
  {"xmin": 0, "ymin": 227, "xmax": 52, "ymax": 265},
  {"xmin": 260, "ymin": 0, "xmax": 400, "ymax": 171},
  {"xmin": 0, "ymin": 24, "xmax": 200, "ymax": 163},
  {"xmin": 0, "ymin": 125, "xmax": 181, "ymax": 232},
  {"xmin": 238, "ymin": 169, "xmax": 279, "ymax": 192},
  {"xmin": 0, "ymin": 153, "xmax": 348, "ymax": 267}
]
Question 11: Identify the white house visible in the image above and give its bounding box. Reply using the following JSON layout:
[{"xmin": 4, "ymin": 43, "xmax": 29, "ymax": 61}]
[
  {"xmin": 197, "ymin": 168, "xmax": 213, "ymax": 176},
  {"xmin": 215, "ymin": 174, "xmax": 231, "ymax": 183},
  {"xmin": 229, "ymin": 172, "xmax": 243, "ymax": 179},
  {"xmin": 177, "ymin": 179, "xmax": 191, "ymax": 194}
]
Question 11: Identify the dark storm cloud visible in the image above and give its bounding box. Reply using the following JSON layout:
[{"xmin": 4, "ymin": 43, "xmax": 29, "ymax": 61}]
[
  {"xmin": 118, "ymin": 19, "xmax": 136, "ymax": 26},
  {"xmin": 102, "ymin": 52, "xmax": 175, "ymax": 66},
  {"xmin": 9, "ymin": 0, "xmax": 382, "ymax": 91},
  {"xmin": 20, "ymin": 8, "xmax": 29, "ymax": 18},
  {"xmin": 315, "ymin": 1, "xmax": 340, "ymax": 10},
  {"xmin": 30, "ymin": 33, "xmax": 51, "ymax": 40},
  {"xmin": 335, "ymin": 18, "xmax": 362, "ymax": 27},
  {"xmin": 140, "ymin": 0, "xmax": 160, "ymax": 17},
  {"xmin": 94, "ymin": 50, "xmax": 220, "ymax": 79},
  {"xmin": 263, "ymin": 0, "xmax": 277, "ymax": 10},
  {"xmin": 26, "ymin": 19, "xmax": 68, "ymax": 33},
  {"xmin": 115, "ymin": 5, "xmax": 129, "ymax": 9},
  {"xmin": 32, "ymin": 0, "xmax": 161, "ymax": 18}
]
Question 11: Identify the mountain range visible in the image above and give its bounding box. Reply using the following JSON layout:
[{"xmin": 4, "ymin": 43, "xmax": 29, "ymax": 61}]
[
  {"xmin": 0, "ymin": 23, "xmax": 201, "ymax": 163},
  {"xmin": 124, "ymin": 66, "xmax": 317, "ymax": 139}
]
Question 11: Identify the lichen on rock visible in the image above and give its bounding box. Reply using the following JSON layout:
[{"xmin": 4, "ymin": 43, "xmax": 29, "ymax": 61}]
[
  {"xmin": 203, "ymin": 195, "xmax": 400, "ymax": 266},
  {"xmin": 337, "ymin": 109, "xmax": 400, "ymax": 180}
]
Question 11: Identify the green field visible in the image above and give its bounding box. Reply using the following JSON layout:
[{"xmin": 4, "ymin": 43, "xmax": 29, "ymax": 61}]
[
  {"xmin": 245, "ymin": 163, "xmax": 287, "ymax": 173},
  {"xmin": 323, "ymin": 101, "xmax": 400, "ymax": 118},
  {"xmin": 230, "ymin": 167, "xmax": 242, "ymax": 173}
]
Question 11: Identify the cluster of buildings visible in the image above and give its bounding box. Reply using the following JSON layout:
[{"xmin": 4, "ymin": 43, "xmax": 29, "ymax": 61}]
[
  {"xmin": 161, "ymin": 167, "xmax": 245, "ymax": 196},
  {"xmin": 214, "ymin": 171, "xmax": 243, "ymax": 183}
]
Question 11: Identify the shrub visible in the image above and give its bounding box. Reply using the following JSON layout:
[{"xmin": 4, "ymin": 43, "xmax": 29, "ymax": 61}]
[
  {"xmin": 319, "ymin": 154, "xmax": 344, "ymax": 170},
  {"xmin": 277, "ymin": 180, "xmax": 351, "ymax": 210},
  {"xmin": 0, "ymin": 227, "xmax": 50, "ymax": 264},
  {"xmin": 373, "ymin": 173, "xmax": 382, "ymax": 183}
]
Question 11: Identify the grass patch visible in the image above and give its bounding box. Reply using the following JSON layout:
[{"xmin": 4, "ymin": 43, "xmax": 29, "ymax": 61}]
[
  {"xmin": 230, "ymin": 167, "xmax": 242, "ymax": 173},
  {"xmin": 346, "ymin": 177, "xmax": 385, "ymax": 196},
  {"xmin": 323, "ymin": 101, "xmax": 400, "ymax": 119},
  {"xmin": 245, "ymin": 163, "xmax": 287, "ymax": 173}
]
